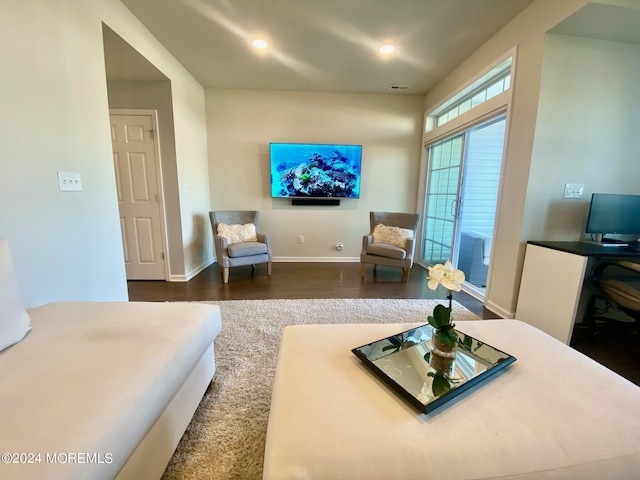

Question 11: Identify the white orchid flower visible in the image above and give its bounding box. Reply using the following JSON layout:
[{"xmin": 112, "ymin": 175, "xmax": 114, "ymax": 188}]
[
  {"xmin": 427, "ymin": 260, "xmax": 466, "ymax": 291},
  {"xmin": 427, "ymin": 263, "xmax": 445, "ymax": 290},
  {"xmin": 441, "ymin": 268, "xmax": 465, "ymax": 291}
]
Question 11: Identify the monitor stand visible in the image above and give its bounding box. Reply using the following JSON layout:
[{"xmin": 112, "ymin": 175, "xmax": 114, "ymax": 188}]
[
  {"xmin": 582, "ymin": 234, "xmax": 629, "ymax": 247},
  {"xmin": 602, "ymin": 238, "xmax": 630, "ymax": 246}
]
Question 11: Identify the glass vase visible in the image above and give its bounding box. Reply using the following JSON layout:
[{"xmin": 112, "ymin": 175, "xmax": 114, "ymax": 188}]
[
  {"xmin": 432, "ymin": 332, "xmax": 457, "ymax": 359},
  {"xmin": 429, "ymin": 348, "xmax": 455, "ymax": 374}
]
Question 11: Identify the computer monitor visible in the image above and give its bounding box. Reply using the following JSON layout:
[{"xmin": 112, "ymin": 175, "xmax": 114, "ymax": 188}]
[{"xmin": 585, "ymin": 193, "xmax": 640, "ymax": 239}]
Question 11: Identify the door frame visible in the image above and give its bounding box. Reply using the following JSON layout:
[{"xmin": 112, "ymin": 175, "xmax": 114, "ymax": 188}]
[
  {"xmin": 418, "ymin": 110, "xmax": 508, "ymax": 302},
  {"xmin": 416, "ymin": 49, "xmax": 517, "ymax": 303},
  {"xmin": 110, "ymin": 108, "xmax": 170, "ymax": 281}
]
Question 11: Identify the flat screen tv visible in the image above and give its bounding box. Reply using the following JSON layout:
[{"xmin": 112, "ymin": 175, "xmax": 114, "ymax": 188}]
[
  {"xmin": 270, "ymin": 143, "xmax": 362, "ymax": 199},
  {"xmin": 585, "ymin": 193, "xmax": 640, "ymax": 236}
]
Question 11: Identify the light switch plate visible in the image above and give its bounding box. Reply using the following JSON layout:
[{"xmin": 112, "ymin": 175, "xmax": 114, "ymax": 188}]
[
  {"xmin": 563, "ymin": 183, "xmax": 583, "ymax": 199},
  {"xmin": 57, "ymin": 171, "xmax": 82, "ymax": 192}
]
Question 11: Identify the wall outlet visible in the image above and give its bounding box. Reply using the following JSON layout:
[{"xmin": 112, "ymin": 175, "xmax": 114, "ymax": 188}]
[
  {"xmin": 57, "ymin": 171, "xmax": 82, "ymax": 192},
  {"xmin": 563, "ymin": 183, "xmax": 584, "ymax": 199},
  {"xmin": 298, "ymin": 235, "xmax": 304, "ymax": 244},
  {"xmin": 335, "ymin": 242, "xmax": 344, "ymax": 251}
]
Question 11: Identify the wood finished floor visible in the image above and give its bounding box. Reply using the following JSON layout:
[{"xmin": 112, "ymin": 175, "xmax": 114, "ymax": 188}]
[{"xmin": 128, "ymin": 262, "xmax": 639, "ymax": 386}]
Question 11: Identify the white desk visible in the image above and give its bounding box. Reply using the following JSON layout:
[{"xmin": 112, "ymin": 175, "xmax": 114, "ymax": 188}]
[{"xmin": 516, "ymin": 241, "xmax": 640, "ymax": 344}]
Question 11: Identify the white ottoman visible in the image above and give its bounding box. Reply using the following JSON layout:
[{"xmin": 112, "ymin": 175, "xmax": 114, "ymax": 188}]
[{"xmin": 263, "ymin": 320, "xmax": 640, "ymax": 480}]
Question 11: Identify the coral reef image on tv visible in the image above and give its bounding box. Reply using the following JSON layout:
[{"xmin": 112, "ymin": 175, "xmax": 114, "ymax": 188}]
[{"xmin": 270, "ymin": 143, "xmax": 362, "ymax": 198}]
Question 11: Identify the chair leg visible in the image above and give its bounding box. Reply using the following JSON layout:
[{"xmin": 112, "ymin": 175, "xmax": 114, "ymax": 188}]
[
  {"xmin": 267, "ymin": 261, "xmax": 272, "ymax": 276},
  {"xmin": 403, "ymin": 268, "xmax": 410, "ymax": 283},
  {"xmin": 360, "ymin": 263, "xmax": 365, "ymax": 279},
  {"xmin": 222, "ymin": 267, "xmax": 229, "ymax": 284}
]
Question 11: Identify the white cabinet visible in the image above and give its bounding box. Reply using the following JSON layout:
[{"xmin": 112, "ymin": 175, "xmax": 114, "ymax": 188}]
[{"xmin": 516, "ymin": 244, "xmax": 588, "ymax": 344}]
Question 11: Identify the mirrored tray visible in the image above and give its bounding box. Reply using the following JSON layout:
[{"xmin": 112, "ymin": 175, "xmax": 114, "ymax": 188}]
[{"xmin": 352, "ymin": 324, "xmax": 516, "ymax": 414}]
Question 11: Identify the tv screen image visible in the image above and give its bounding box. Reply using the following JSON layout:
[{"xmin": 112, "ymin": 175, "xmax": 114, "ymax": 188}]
[{"xmin": 270, "ymin": 143, "xmax": 362, "ymax": 198}]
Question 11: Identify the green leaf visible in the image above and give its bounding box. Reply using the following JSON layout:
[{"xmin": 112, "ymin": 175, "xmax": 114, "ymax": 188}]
[
  {"xmin": 430, "ymin": 372, "xmax": 451, "ymax": 397},
  {"xmin": 431, "ymin": 304, "xmax": 451, "ymax": 327},
  {"xmin": 438, "ymin": 328, "xmax": 458, "ymax": 347},
  {"xmin": 462, "ymin": 335, "xmax": 473, "ymax": 349}
]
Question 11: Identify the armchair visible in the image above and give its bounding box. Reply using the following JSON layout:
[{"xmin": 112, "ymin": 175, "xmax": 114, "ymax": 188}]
[
  {"xmin": 209, "ymin": 210, "xmax": 272, "ymax": 284},
  {"xmin": 360, "ymin": 211, "xmax": 420, "ymax": 283}
]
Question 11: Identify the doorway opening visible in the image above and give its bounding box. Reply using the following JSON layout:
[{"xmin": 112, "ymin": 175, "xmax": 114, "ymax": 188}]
[
  {"xmin": 421, "ymin": 115, "xmax": 506, "ymax": 298},
  {"xmin": 102, "ymin": 23, "xmax": 183, "ymax": 281}
]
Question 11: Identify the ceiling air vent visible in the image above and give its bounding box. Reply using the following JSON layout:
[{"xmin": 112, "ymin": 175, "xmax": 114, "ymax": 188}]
[{"xmin": 388, "ymin": 84, "xmax": 410, "ymax": 91}]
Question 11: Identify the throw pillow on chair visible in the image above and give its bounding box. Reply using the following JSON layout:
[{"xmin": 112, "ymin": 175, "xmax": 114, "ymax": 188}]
[{"xmin": 217, "ymin": 223, "xmax": 257, "ymax": 244}]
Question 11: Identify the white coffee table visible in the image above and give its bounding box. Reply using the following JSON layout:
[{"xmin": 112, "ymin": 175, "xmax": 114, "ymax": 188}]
[{"xmin": 263, "ymin": 320, "xmax": 640, "ymax": 480}]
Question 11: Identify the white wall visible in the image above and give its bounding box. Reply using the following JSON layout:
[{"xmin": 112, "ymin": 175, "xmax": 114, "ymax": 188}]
[
  {"xmin": 423, "ymin": 0, "xmax": 590, "ymax": 317},
  {"xmin": 102, "ymin": 2, "xmax": 213, "ymax": 280},
  {"xmin": 0, "ymin": 0, "xmax": 127, "ymax": 306},
  {"xmin": 205, "ymin": 90, "xmax": 424, "ymax": 260},
  {"xmin": 525, "ymin": 34, "xmax": 640, "ymax": 240},
  {"xmin": 422, "ymin": 0, "xmax": 639, "ymax": 317},
  {"xmin": 169, "ymin": 80, "xmax": 213, "ymax": 278},
  {"xmin": 0, "ymin": 0, "xmax": 210, "ymax": 305}
]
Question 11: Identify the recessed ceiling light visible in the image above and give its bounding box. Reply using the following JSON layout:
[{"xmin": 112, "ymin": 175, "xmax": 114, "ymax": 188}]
[
  {"xmin": 252, "ymin": 39, "xmax": 268, "ymax": 49},
  {"xmin": 379, "ymin": 44, "xmax": 395, "ymax": 55}
]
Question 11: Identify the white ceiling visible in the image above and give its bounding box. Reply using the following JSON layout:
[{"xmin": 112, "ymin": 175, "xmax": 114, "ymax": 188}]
[
  {"xmin": 111, "ymin": 0, "xmax": 537, "ymax": 94},
  {"xmin": 550, "ymin": 2, "xmax": 640, "ymax": 45}
]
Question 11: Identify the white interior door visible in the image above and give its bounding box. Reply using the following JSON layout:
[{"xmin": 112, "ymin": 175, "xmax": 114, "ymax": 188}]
[{"xmin": 110, "ymin": 112, "xmax": 166, "ymax": 280}]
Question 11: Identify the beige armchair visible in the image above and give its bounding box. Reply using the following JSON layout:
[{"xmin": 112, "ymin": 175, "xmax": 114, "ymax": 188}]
[
  {"xmin": 360, "ymin": 211, "xmax": 420, "ymax": 283},
  {"xmin": 209, "ymin": 211, "xmax": 272, "ymax": 283}
]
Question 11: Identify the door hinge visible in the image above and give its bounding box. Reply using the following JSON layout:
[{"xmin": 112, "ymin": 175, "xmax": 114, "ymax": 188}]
[
  {"xmin": 155, "ymin": 193, "xmax": 160, "ymax": 202},
  {"xmin": 161, "ymin": 252, "xmax": 165, "ymax": 260},
  {"xmin": 148, "ymin": 129, "xmax": 155, "ymax": 139}
]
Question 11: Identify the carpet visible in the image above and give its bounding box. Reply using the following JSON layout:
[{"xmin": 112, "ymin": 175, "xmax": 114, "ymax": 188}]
[{"xmin": 161, "ymin": 298, "xmax": 480, "ymax": 480}]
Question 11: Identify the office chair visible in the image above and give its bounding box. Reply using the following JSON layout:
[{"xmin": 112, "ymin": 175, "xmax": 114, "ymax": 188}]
[{"xmin": 583, "ymin": 260, "xmax": 640, "ymax": 342}]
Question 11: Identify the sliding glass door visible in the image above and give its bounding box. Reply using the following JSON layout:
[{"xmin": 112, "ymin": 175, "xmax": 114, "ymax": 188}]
[
  {"xmin": 422, "ymin": 115, "xmax": 506, "ymax": 295},
  {"xmin": 422, "ymin": 135, "xmax": 464, "ymax": 266}
]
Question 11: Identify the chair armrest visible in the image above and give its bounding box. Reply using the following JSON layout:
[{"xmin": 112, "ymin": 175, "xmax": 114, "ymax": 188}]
[
  {"xmin": 404, "ymin": 238, "xmax": 416, "ymax": 258},
  {"xmin": 213, "ymin": 234, "xmax": 229, "ymax": 260},
  {"xmin": 257, "ymin": 233, "xmax": 272, "ymax": 251},
  {"xmin": 362, "ymin": 234, "xmax": 373, "ymax": 250},
  {"xmin": 593, "ymin": 260, "xmax": 640, "ymax": 284},
  {"xmin": 618, "ymin": 260, "xmax": 640, "ymax": 274}
]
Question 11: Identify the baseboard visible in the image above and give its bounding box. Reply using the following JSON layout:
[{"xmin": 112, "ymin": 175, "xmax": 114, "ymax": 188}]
[
  {"xmin": 169, "ymin": 274, "xmax": 187, "ymax": 282},
  {"xmin": 484, "ymin": 299, "xmax": 514, "ymax": 319},
  {"xmin": 185, "ymin": 259, "xmax": 215, "ymax": 281},
  {"xmin": 170, "ymin": 257, "xmax": 358, "ymax": 279},
  {"xmin": 168, "ymin": 259, "xmax": 214, "ymax": 282},
  {"xmin": 274, "ymin": 256, "xmax": 359, "ymax": 263}
]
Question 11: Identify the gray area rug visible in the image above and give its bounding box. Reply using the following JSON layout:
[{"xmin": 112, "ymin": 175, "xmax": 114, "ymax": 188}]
[{"xmin": 162, "ymin": 298, "xmax": 480, "ymax": 480}]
